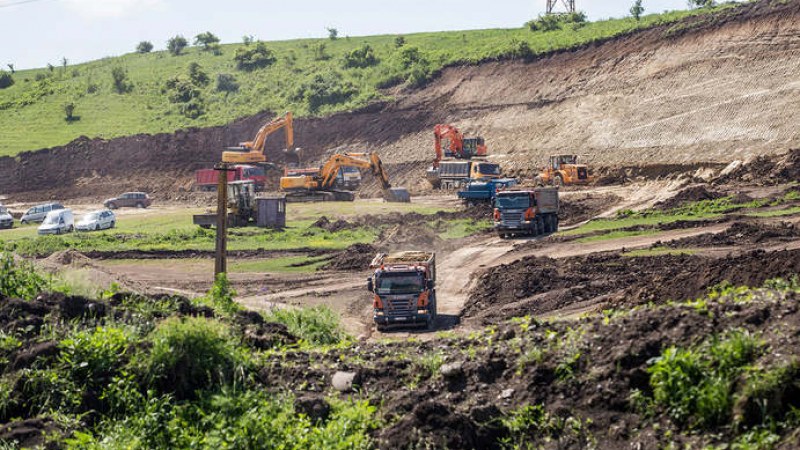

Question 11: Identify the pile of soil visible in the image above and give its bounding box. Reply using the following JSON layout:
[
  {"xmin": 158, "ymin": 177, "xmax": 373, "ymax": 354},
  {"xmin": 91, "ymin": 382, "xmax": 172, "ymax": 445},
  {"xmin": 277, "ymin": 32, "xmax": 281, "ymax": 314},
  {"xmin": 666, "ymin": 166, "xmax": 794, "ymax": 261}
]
[
  {"xmin": 716, "ymin": 149, "xmax": 800, "ymax": 185},
  {"xmin": 653, "ymin": 185, "xmax": 725, "ymax": 210},
  {"xmin": 666, "ymin": 221, "xmax": 800, "ymax": 248},
  {"xmin": 465, "ymin": 249, "xmax": 800, "ymax": 324},
  {"xmin": 322, "ymin": 243, "xmax": 377, "ymax": 271},
  {"xmin": 310, "ymin": 216, "xmax": 355, "ymax": 232},
  {"xmin": 558, "ymin": 194, "xmax": 621, "ymax": 225},
  {"xmin": 257, "ymin": 285, "xmax": 800, "ymax": 449}
]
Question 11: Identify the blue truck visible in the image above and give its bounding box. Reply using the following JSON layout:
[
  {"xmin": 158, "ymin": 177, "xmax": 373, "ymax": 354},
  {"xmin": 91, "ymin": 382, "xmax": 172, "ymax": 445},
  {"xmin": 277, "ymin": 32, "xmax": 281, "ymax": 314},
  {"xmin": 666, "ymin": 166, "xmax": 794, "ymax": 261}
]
[{"xmin": 457, "ymin": 178, "xmax": 518, "ymax": 206}]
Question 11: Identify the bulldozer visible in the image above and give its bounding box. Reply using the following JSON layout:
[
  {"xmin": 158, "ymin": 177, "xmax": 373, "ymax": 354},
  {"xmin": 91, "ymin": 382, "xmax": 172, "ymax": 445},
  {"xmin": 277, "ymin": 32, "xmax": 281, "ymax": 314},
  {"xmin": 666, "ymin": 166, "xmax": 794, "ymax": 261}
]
[
  {"xmin": 279, "ymin": 152, "xmax": 410, "ymax": 203},
  {"xmin": 535, "ymin": 154, "xmax": 594, "ymax": 187},
  {"xmin": 221, "ymin": 112, "xmax": 300, "ymax": 166}
]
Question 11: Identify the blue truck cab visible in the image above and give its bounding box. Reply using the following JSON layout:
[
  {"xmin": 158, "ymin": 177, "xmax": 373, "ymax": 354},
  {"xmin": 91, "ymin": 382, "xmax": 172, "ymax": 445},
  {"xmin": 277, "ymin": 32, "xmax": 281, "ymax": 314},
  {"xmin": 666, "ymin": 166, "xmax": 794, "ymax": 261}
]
[{"xmin": 457, "ymin": 178, "xmax": 518, "ymax": 205}]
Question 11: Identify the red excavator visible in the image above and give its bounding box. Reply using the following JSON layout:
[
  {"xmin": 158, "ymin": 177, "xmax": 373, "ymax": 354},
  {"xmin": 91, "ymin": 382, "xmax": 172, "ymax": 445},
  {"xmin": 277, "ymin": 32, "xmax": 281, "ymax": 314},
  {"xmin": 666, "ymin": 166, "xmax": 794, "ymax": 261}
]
[{"xmin": 431, "ymin": 124, "xmax": 487, "ymax": 169}]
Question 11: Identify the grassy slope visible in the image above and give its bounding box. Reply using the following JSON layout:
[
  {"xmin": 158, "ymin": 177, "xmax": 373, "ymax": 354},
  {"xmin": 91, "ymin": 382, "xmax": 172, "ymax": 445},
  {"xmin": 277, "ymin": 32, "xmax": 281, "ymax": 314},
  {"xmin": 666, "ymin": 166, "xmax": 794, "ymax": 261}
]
[{"xmin": 0, "ymin": 7, "xmax": 728, "ymax": 156}]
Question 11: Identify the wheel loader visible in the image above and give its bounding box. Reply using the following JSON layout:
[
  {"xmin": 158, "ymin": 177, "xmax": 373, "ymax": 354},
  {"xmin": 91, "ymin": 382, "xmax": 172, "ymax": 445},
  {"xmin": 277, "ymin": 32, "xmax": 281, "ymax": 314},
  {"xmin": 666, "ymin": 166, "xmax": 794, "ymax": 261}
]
[{"xmin": 535, "ymin": 155, "xmax": 594, "ymax": 187}]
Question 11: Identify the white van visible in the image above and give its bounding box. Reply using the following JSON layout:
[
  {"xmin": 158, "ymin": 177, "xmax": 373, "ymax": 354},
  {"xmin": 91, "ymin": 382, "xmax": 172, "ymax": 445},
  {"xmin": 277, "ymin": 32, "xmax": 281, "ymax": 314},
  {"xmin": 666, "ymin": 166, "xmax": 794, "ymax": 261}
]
[{"xmin": 38, "ymin": 209, "xmax": 74, "ymax": 235}]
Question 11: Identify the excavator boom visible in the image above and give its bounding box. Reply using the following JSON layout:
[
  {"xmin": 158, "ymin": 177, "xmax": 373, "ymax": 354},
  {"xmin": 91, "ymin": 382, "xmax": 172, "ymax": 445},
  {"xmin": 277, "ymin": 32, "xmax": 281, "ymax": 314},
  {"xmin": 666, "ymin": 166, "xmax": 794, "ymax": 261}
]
[
  {"xmin": 222, "ymin": 112, "xmax": 296, "ymax": 164},
  {"xmin": 280, "ymin": 152, "xmax": 410, "ymax": 202}
]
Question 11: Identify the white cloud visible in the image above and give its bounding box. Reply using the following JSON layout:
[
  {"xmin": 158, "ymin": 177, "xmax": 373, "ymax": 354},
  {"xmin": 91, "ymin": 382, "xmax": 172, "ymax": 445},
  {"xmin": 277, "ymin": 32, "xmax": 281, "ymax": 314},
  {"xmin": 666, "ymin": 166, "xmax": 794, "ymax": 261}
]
[{"xmin": 63, "ymin": 0, "xmax": 164, "ymax": 18}]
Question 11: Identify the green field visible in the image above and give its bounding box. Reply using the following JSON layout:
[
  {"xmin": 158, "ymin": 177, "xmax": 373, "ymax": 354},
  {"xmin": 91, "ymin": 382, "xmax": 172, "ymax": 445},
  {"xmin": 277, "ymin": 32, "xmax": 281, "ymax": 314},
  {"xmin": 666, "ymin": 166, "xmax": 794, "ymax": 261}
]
[
  {"xmin": 0, "ymin": 202, "xmax": 485, "ymax": 257},
  {"xmin": 0, "ymin": 6, "xmax": 733, "ymax": 156}
]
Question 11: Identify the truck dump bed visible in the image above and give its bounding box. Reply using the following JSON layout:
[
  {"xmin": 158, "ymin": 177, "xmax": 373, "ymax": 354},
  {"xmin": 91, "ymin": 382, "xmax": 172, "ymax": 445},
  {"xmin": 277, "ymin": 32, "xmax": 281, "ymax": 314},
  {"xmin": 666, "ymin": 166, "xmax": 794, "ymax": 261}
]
[
  {"xmin": 535, "ymin": 188, "xmax": 559, "ymax": 214},
  {"xmin": 370, "ymin": 251, "xmax": 435, "ymax": 279}
]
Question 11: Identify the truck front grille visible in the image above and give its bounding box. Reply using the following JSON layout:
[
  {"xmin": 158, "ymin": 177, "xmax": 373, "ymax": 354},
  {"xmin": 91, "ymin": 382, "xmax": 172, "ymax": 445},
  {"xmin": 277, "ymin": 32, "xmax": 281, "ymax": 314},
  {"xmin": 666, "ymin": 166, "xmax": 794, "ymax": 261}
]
[
  {"xmin": 501, "ymin": 212, "xmax": 523, "ymax": 227},
  {"xmin": 387, "ymin": 298, "xmax": 415, "ymax": 316}
]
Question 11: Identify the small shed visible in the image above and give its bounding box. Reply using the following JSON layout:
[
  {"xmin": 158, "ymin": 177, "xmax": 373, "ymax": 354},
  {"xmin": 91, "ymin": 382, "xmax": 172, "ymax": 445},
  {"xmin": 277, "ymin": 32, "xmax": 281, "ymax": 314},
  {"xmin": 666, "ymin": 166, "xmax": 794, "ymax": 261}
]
[{"xmin": 256, "ymin": 195, "xmax": 286, "ymax": 229}]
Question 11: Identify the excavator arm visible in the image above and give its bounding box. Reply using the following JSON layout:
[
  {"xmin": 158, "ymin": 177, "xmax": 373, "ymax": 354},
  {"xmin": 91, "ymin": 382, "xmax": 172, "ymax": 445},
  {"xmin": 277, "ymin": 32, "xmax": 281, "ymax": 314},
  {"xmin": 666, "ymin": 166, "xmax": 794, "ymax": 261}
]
[
  {"xmin": 222, "ymin": 112, "xmax": 296, "ymax": 164},
  {"xmin": 432, "ymin": 124, "xmax": 463, "ymax": 168}
]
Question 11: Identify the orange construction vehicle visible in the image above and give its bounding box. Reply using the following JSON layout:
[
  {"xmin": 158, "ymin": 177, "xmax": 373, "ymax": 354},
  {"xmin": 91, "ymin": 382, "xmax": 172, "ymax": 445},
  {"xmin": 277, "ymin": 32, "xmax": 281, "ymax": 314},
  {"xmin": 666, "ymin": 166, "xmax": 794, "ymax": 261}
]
[
  {"xmin": 535, "ymin": 154, "xmax": 594, "ymax": 187},
  {"xmin": 431, "ymin": 123, "xmax": 487, "ymax": 169},
  {"xmin": 280, "ymin": 152, "xmax": 410, "ymax": 202},
  {"xmin": 222, "ymin": 112, "xmax": 299, "ymax": 165}
]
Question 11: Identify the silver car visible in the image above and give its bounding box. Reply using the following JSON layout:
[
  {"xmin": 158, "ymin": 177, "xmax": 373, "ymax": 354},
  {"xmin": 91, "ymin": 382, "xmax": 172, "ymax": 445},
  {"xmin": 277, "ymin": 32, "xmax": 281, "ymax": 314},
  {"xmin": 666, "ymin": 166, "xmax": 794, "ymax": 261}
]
[
  {"xmin": 76, "ymin": 210, "xmax": 116, "ymax": 232},
  {"xmin": 21, "ymin": 203, "xmax": 64, "ymax": 224},
  {"xmin": 0, "ymin": 206, "xmax": 13, "ymax": 229}
]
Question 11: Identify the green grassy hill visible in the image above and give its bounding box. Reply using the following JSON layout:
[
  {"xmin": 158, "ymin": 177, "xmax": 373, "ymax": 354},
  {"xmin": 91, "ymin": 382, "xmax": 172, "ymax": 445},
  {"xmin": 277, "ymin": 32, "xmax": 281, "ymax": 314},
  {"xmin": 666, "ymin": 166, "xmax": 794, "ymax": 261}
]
[{"xmin": 0, "ymin": 7, "xmax": 727, "ymax": 157}]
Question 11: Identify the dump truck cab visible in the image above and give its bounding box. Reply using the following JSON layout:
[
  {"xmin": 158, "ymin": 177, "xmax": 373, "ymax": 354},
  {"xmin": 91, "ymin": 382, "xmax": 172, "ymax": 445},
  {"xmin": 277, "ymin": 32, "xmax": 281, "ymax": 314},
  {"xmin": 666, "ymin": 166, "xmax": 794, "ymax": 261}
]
[
  {"xmin": 494, "ymin": 188, "xmax": 560, "ymax": 238},
  {"xmin": 367, "ymin": 251, "xmax": 437, "ymax": 331}
]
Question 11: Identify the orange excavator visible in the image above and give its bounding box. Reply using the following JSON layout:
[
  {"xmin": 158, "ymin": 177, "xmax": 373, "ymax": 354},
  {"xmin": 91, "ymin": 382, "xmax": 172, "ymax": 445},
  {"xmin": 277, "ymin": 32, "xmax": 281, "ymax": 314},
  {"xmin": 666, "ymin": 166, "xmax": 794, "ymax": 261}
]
[
  {"xmin": 280, "ymin": 152, "xmax": 410, "ymax": 202},
  {"xmin": 431, "ymin": 123, "xmax": 487, "ymax": 169},
  {"xmin": 222, "ymin": 112, "xmax": 299, "ymax": 166}
]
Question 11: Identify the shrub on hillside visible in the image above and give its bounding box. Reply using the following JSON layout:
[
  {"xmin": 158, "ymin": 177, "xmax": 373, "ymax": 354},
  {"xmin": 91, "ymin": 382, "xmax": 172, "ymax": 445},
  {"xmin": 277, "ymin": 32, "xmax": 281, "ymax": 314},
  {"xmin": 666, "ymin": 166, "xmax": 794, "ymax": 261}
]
[
  {"xmin": 233, "ymin": 42, "xmax": 277, "ymax": 71},
  {"xmin": 216, "ymin": 73, "xmax": 239, "ymax": 93},
  {"xmin": 188, "ymin": 62, "xmax": 210, "ymax": 86},
  {"xmin": 526, "ymin": 11, "xmax": 587, "ymax": 32},
  {"xmin": 505, "ymin": 39, "xmax": 535, "ymax": 61},
  {"xmin": 294, "ymin": 70, "xmax": 356, "ymax": 113},
  {"xmin": 394, "ymin": 35, "xmax": 406, "ymax": 48},
  {"xmin": 0, "ymin": 71, "xmax": 14, "ymax": 89},
  {"xmin": 310, "ymin": 42, "xmax": 330, "ymax": 61},
  {"xmin": 63, "ymin": 102, "xmax": 78, "ymax": 121},
  {"xmin": 167, "ymin": 35, "xmax": 188, "ymax": 56},
  {"xmin": 163, "ymin": 76, "xmax": 205, "ymax": 118},
  {"xmin": 342, "ymin": 43, "xmax": 378, "ymax": 69},
  {"xmin": 135, "ymin": 317, "xmax": 245, "ymax": 400},
  {"xmin": 194, "ymin": 31, "xmax": 220, "ymax": 50},
  {"xmin": 136, "ymin": 41, "xmax": 153, "ymax": 53},
  {"xmin": 111, "ymin": 66, "xmax": 133, "ymax": 94}
]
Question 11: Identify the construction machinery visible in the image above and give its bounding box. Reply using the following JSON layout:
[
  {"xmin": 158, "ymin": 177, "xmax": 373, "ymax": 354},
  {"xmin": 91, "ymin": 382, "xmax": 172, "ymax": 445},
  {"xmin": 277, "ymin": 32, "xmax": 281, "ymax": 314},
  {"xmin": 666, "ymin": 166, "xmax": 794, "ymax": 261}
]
[
  {"xmin": 493, "ymin": 188, "xmax": 560, "ymax": 238},
  {"xmin": 193, "ymin": 180, "xmax": 262, "ymax": 228},
  {"xmin": 195, "ymin": 164, "xmax": 267, "ymax": 191},
  {"xmin": 279, "ymin": 152, "xmax": 410, "ymax": 202},
  {"xmin": 426, "ymin": 124, "xmax": 502, "ymax": 189},
  {"xmin": 221, "ymin": 112, "xmax": 299, "ymax": 166},
  {"xmin": 457, "ymin": 178, "xmax": 518, "ymax": 206},
  {"xmin": 367, "ymin": 251, "xmax": 437, "ymax": 331},
  {"xmin": 535, "ymin": 154, "xmax": 594, "ymax": 187}
]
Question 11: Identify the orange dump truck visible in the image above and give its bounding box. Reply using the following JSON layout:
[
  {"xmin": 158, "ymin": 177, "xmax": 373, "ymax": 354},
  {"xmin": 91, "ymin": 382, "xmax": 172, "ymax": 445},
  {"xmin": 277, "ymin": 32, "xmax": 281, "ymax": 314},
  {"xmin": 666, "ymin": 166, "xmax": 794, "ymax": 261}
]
[{"xmin": 367, "ymin": 251, "xmax": 437, "ymax": 331}]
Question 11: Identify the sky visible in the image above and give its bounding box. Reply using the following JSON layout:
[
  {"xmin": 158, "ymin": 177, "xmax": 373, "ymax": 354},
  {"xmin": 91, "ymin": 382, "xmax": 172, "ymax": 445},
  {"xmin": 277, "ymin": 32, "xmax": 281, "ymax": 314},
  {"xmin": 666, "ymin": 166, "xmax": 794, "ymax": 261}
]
[{"xmin": 0, "ymin": 0, "xmax": 696, "ymax": 70}]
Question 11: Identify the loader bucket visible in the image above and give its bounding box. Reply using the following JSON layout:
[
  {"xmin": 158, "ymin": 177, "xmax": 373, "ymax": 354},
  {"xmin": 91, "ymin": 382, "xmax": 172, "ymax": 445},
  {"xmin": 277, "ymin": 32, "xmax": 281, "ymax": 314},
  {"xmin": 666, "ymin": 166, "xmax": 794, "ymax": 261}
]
[{"xmin": 385, "ymin": 187, "xmax": 411, "ymax": 203}]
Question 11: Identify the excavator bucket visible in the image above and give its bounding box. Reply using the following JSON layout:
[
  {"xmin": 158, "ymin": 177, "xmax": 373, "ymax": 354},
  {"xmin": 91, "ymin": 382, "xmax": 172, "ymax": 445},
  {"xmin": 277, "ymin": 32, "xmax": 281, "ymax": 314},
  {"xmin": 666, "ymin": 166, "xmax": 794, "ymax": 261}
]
[{"xmin": 385, "ymin": 187, "xmax": 411, "ymax": 203}]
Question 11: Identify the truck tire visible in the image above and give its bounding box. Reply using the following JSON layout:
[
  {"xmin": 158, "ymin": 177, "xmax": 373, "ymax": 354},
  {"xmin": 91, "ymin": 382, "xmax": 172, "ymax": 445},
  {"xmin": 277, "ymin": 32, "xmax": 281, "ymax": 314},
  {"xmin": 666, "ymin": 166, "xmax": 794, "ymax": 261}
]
[
  {"xmin": 554, "ymin": 216, "xmax": 559, "ymax": 232},
  {"xmin": 554, "ymin": 174, "xmax": 563, "ymax": 187},
  {"xmin": 535, "ymin": 217, "xmax": 544, "ymax": 236}
]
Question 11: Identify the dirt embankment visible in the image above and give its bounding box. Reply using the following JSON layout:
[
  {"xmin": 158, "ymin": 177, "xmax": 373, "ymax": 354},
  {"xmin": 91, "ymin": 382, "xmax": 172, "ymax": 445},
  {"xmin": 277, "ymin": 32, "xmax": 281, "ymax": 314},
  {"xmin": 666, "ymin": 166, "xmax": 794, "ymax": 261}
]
[
  {"xmin": 465, "ymin": 249, "xmax": 800, "ymax": 324},
  {"xmin": 3, "ymin": 0, "xmax": 800, "ymax": 201}
]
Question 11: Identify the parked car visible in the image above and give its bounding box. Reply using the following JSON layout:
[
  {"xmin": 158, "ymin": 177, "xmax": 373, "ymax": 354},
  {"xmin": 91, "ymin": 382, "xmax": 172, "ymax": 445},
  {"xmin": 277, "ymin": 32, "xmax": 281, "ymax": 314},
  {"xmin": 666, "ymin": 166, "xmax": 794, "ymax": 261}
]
[
  {"xmin": 0, "ymin": 206, "xmax": 13, "ymax": 229},
  {"xmin": 104, "ymin": 192, "xmax": 151, "ymax": 209},
  {"xmin": 38, "ymin": 209, "xmax": 74, "ymax": 235},
  {"xmin": 76, "ymin": 210, "xmax": 116, "ymax": 232},
  {"xmin": 21, "ymin": 203, "xmax": 65, "ymax": 224}
]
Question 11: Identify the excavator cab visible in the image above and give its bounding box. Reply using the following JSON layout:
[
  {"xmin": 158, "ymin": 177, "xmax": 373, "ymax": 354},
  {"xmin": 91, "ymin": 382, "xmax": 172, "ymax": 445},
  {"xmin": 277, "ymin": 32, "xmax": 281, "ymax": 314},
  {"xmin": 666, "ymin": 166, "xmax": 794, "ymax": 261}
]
[{"xmin": 222, "ymin": 112, "xmax": 298, "ymax": 167}]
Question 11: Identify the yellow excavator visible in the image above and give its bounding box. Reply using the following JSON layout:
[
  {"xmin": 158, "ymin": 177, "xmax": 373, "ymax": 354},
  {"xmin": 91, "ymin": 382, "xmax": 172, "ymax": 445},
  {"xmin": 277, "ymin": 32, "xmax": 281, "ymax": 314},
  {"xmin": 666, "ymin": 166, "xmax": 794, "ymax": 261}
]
[
  {"xmin": 280, "ymin": 152, "xmax": 410, "ymax": 202},
  {"xmin": 222, "ymin": 112, "xmax": 299, "ymax": 165}
]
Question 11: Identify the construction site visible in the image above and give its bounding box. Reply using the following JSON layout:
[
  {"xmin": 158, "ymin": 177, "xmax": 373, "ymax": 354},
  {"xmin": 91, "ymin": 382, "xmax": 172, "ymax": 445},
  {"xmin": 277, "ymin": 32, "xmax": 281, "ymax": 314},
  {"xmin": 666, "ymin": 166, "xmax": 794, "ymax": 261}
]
[{"xmin": 2, "ymin": 0, "xmax": 800, "ymax": 448}]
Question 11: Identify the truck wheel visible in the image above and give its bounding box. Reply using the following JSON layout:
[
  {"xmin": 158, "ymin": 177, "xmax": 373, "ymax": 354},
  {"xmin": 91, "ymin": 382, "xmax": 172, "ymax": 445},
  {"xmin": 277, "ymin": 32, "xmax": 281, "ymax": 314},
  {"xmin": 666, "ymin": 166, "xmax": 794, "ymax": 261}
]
[
  {"xmin": 554, "ymin": 216, "xmax": 559, "ymax": 231},
  {"xmin": 554, "ymin": 175, "xmax": 563, "ymax": 187}
]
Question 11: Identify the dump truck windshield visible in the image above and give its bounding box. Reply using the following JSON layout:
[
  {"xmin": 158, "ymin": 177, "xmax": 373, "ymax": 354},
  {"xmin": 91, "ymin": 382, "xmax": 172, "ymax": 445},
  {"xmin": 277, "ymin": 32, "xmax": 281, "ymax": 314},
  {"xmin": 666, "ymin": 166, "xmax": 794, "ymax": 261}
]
[
  {"xmin": 496, "ymin": 194, "xmax": 531, "ymax": 209},
  {"xmin": 477, "ymin": 164, "xmax": 501, "ymax": 175},
  {"xmin": 377, "ymin": 273, "xmax": 424, "ymax": 295}
]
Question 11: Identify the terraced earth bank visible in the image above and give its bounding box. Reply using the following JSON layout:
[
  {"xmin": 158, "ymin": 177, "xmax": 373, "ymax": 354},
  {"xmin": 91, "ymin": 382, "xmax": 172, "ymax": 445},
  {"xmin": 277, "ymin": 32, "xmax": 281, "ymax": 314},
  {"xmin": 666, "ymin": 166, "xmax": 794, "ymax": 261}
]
[{"xmin": 2, "ymin": 0, "xmax": 800, "ymax": 200}]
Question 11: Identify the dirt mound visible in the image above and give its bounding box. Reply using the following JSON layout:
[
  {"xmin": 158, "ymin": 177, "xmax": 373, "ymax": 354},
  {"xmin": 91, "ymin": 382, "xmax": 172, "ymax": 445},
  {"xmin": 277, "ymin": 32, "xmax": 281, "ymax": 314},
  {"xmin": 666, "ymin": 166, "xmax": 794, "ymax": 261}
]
[
  {"xmin": 322, "ymin": 243, "xmax": 377, "ymax": 271},
  {"xmin": 654, "ymin": 185, "xmax": 725, "ymax": 210},
  {"xmin": 716, "ymin": 149, "xmax": 800, "ymax": 185},
  {"xmin": 559, "ymin": 194, "xmax": 621, "ymax": 225},
  {"xmin": 310, "ymin": 216, "xmax": 355, "ymax": 232},
  {"xmin": 0, "ymin": 418, "xmax": 62, "ymax": 449},
  {"xmin": 465, "ymin": 249, "xmax": 800, "ymax": 324},
  {"xmin": 666, "ymin": 221, "xmax": 800, "ymax": 248}
]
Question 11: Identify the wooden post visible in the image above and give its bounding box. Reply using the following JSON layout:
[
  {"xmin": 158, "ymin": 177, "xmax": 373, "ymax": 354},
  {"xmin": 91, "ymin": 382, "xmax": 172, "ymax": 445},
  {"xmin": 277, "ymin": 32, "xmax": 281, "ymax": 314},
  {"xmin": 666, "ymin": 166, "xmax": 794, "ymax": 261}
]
[{"xmin": 214, "ymin": 163, "xmax": 229, "ymax": 277}]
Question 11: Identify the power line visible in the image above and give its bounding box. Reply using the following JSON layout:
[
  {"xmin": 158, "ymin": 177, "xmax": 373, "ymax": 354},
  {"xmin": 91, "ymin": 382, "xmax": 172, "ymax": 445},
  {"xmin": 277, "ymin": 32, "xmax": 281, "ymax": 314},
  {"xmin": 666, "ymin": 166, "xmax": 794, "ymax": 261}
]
[{"xmin": 0, "ymin": 0, "xmax": 56, "ymax": 9}]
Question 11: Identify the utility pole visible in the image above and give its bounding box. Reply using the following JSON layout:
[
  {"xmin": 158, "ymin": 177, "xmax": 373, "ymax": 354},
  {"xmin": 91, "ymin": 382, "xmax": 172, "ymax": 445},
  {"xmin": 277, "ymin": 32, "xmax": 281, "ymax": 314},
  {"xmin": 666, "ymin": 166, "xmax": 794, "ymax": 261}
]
[
  {"xmin": 214, "ymin": 163, "xmax": 230, "ymax": 277},
  {"xmin": 546, "ymin": 0, "xmax": 575, "ymax": 14}
]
